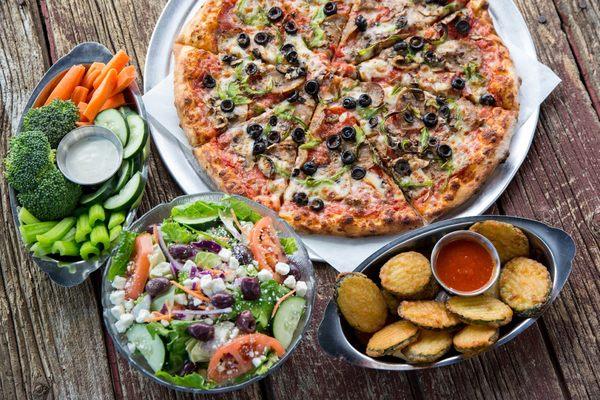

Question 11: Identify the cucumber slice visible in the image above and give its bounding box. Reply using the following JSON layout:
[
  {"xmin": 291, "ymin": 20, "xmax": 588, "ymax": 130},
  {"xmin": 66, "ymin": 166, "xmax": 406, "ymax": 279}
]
[
  {"xmin": 151, "ymin": 286, "xmax": 175, "ymax": 312},
  {"xmin": 272, "ymin": 296, "xmax": 306, "ymax": 349},
  {"xmin": 80, "ymin": 177, "xmax": 116, "ymax": 206},
  {"xmin": 103, "ymin": 172, "xmax": 144, "ymax": 211},
  {"xmin": 126, "ymin": 324, "xmax": 165, "ymax": 373},
  {"xmin": 113, "ymin": 159, "xmax": 134, "ymax": 194},
  {"xmin": 95, "ymin": 109, "xmax": 128, "ymax": 145},
  {"xmin": 123, "ymin": 114, "xmax": 148, "ymax": 159},
  {"xmin": 119, "ymin": 106, "xmax": 136, "ymax": 118}
]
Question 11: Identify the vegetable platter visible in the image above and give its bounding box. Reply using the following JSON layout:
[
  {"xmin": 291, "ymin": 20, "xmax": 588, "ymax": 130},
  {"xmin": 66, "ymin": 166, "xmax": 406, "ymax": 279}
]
[
  {"xmin": 102, "ymin": 193, "xmax": 315, "ymax": 393},
  {"xmin": 6, "ymin": 42, "xmax": 150, "ymax": 287},
  {"xmin": 318, "ymin": 215, "xmax": 574, "ymax": 370}
]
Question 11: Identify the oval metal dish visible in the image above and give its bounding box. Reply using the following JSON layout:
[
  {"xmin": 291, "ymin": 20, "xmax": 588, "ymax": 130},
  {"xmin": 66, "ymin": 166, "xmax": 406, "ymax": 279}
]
[
  {"xmin": 317, "ymin": 215, "xmax": 575, "ymax": 371},
  {"xmin": 8, "ymin": 42, "xmax": 149, "ymax": 287}
]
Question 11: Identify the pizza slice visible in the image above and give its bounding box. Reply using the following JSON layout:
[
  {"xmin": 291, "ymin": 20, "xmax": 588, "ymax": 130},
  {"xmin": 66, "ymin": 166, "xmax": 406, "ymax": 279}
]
[
  {"xmin": 174, "ymin": 44, "xmax": 307, "ymax": 146},
  {"xmin": 367, "ymin": 84, "xmax": 517, "ymax": 221},
  {"xmin": 279, "ymin": 77, "xmax": 422, "ymax": 236},
  {"xmin": 355, "ymin": 0, "xmax": 519, "ymax": 111},
  {"xmin": 194, "ymin": 99, "xmax": 316, "ymax": 210},
  {"xmin": 334, "ymin": 0, "xmax": 469, "ymax": 65}
]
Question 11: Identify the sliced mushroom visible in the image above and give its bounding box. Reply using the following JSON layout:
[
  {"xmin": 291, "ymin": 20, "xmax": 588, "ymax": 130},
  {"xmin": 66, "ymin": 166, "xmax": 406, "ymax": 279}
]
[
  {"xmin": 213, "ymin": 114, "xmax": 229, "ymax": 131},
  {"xmin": 360, "ymin": 82, "xmax": 385, "ymax": 108},
  {"xmin": 257, "ymin": 156, "xmax": 276, "ymax": 178}
]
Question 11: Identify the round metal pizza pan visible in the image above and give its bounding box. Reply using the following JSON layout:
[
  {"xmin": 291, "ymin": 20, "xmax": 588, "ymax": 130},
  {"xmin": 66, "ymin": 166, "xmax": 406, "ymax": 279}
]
[{"xmin": 144, "ymin": 0, "xmax": 540, "ymax": 262}]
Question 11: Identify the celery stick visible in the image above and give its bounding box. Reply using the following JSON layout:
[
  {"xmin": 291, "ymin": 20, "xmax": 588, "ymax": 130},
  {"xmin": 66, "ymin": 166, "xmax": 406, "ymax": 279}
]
[
  {"xmin": 89, "ymin": 204, "xmax": 106, "ymax": 226},
  {"xmin": 18, "ymin": 207, "xmax": 40, "ymax": 225},
  {"xmin": 90, "ymin": 224, "xmax": 110, "ymax": 250},
  {"xmin": 109, "ymin": 225, "xmax": 122, "ymax": 242},
  {"xmin": 20, "ymin": 221, "xmax": 58, "ymax": 245},
  {"xmin": 80, "ymin": 241, "xmax": 100, "ymax": 260},
  {"xmin": 75, "ymin": 213, "xmax": 92, "ymax": 243},
  {"xmin": 62, "ymin": 227, "xmax": 76, "ymax": 242},
  {"xmin": 31, "ymin": 242, "xmax": 52, "ymax": 257},
  {"xmin": 36, "ymin": 217, "xmax": 76, "ymax": 247},
  {"xmin": 51, "ymin": 241, "xmax": 81, "ymax": 257},
  {"xmin": 108, "ymin": 211, "xmax": 126, "ymax": 229}
]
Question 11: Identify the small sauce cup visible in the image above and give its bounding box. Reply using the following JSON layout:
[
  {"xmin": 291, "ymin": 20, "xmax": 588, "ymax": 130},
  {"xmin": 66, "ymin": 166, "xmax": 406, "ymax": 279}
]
[
  {"xmin": 57, "ymin": 126, "xmax": 123, "ymax": 186},
  {"xmin": 431, "ymin": 230, "xmax": 500, "ymax": 296}
]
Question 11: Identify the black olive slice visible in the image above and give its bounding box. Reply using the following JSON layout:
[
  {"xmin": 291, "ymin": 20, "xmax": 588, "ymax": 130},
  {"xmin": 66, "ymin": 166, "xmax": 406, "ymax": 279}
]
[
  {"xmin": 394, "ymin": 159, "xmax": 411, "ymax": 176},
  {"xmin": 355, "ymin": 15, "xmax": 367, "ymax": 32},
  {"xmin": 351, "ymin": 166, "xmax": 366, "ymax": 180},
  {"xmin": 301, "ymin": 161, "xmax": 317, "ymax": 175},
  {"xmin": 293, "ymin": 192, "xmax": 309, "ymax": 206},
  {"xmin": 220, "ymin": 99, "xmax": 235, "ymax": 113},
  {"xmin": 202, "ymin": 75, "xmax": 216, "ymax": 89},
  {"xmin": 309, "ymin": 198, "xmax": 325, "ymax": 211}
]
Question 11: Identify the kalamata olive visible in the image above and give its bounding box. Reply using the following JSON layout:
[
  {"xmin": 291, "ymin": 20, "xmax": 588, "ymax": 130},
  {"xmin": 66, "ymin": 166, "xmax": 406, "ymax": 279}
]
[
  {"xmin": 247, "ymin": 123, "xmax": 263, "ymax": 139},
  {"xmin": 221, "ymin": 99, "xmax": 235, "ymax": 113},
  {"xmin": 291, "ymin": 168, "xmax": 301, "ymax": 177},
  {"xmin": 169, "ymin": 244, "xmax": 196, "ymax": 260},
  {"xmin": 323, "ymin": 2, "xmax": 337, "ymax": 16},
  {"xmin": 236, "ymin": 310, "xmax": 257, "ymax": 333},
  {"xmin": 267, "ymin": 6, "xmax": 283, "ymax": 22},
  {"xmin": 180, "ymin": 361, "xmax": 198, "ymax": 376},
  {"xmin": 267, "ymin": 131, "xmax": 281, "ymax": 144},
  {"xmin": 301, "ymin": 161, "xmax": 317, "ymax": 175},
  {"xmin": 252, "ymin": 48, "xmax": 263, "ymax": 60},
  {"xmin": 211, "ymin": 292, "xmax": 235, "ymax": 308},
  {"xmin": 309, "ymin": 198, "xmax": 325, "ymax": 212},
  {"xmin": 396, "ymin": 16, "xmax": 408, "ymax": 29},
  {"xmin": 232, "ymin": 244, "xmax": 253, "ymax": 265},
  {"xmin": 241, "ymin": 277, "xmax": 261, "ymax": 300},
  {"xmin": 145, "ymin": 278, "xmax": 171, "ymax": 297},
  {"xmin": 293, "ymin": 192, "xmax": 309, "ymax": 206},
  {"xmin": 436, "ymin": 95, "xmax": 447, "ymax": 105},
  {"xmin": 288, "ymin": 264, "xmax": 302, "ymax": 280},
  {"xmin": 188, "ymin": 323, "xmax": 215, "ymax": 341},
  {"xmin": 428, "ymin": 137, "xmax": 439, "ymax": 148},
  {"xmin": 191, "ymin": 240, "xmax": 221, "ymax": 253},
  {"xmin": 202, "ymin": 75, "xmax": 216, "ymax": 89}
]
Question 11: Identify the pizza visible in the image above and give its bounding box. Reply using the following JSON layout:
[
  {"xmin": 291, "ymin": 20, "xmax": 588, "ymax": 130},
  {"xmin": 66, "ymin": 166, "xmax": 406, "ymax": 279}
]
[{"xmin": 173, "ymin": 0, "xmax": 520, "ymax": 237}]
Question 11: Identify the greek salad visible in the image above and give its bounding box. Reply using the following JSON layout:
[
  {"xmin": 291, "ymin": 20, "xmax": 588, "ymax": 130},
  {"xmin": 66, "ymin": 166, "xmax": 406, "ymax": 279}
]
[{"xmin": 106, "ymin": 198, "xmax": 309, "ymax": 389}]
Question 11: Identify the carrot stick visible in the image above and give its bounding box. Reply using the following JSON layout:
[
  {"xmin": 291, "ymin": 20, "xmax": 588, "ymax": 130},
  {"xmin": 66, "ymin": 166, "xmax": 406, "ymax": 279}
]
[
  {"xmin": 76, "ymin": 121, "xmax": 93, "ymax": 127},
  {"xmin": 82, "ymin": 69, "xmax": 101, "ymax": 90},
  {"xmin": 70, "ymin": 86, "xmax": 89, "ymax": 105},
  {"xmin": 112, "ymin": 65, "xmax": 136, "ymax": 95},
  {"xmin": 83, "ymin": 69, "xmax": 118, "ymax": 122},
  {"xmin": 93, "ymin": 50, "xmax": 130, "ymax": 89},
  {"xmin": 44, "ymin": 65, "xmax": 86, "ymax": 106},
  {"xmin": 77, "ymin": 102, "xmax": 88, "ymax": 121},
  {"xmin": 99, "ymin": 93, "xmax": 126, "ymax": 112},
  {"xmin": 271, "ymin": 289, "xmax": 296, "ymax": 318},
  {"xmin": 170, "ymin": 280, "xmax": 210, "ymax": 302}
]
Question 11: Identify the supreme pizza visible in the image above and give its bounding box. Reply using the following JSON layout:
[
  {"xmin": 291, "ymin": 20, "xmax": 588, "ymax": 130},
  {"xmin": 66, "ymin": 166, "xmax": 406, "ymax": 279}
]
[{"xmin": 174, "ymin": 0, "xmax": 520, "ymax": 237}]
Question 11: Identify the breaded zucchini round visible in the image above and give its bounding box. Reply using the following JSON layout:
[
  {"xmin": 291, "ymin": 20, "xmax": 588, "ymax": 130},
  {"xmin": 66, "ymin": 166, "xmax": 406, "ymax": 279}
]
[
  {"xmin": 380, "ymin": 252, "xmax": 432, "ymax": 298},
  {"xmin": 453, "ymin": 325, "xmax": 499, "ymax": 354},
  {"xmin": 394, "ymin": 330, "xmax": 453, "ymax": 363},
  {"xmin": 446, "ymin": 295, "xmax": 513, "ymax": 328},
  {"xmin": 335, "ymin": 272, "xmax": 387, "ymax": 333},
  {"xmin": 366, "ymin": 320, "xmax": 419, "ymax": 357},
  {"xmin": 381, "ymin": 289, "xmax": 401, "ymax": 314},
  {"xmin": 500, "ymin": 257, "xmax": 552, "ymax": 317},
  {"xmin": 398, "ymin": 300, "xmax": 461, "ymax": 330},
  {"xmin": 469, "ymin": 220, "xmax": 530, "ymax": 264}
]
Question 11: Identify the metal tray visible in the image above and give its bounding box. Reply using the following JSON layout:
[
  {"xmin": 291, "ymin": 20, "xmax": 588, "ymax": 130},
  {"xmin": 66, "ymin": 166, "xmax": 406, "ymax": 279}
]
[
  {"xmin": 317, "ymin": 215, "xmax": 575, "ymax": 370},
  {"xmin": 9, "ymin": 42, "xmax": 150, "ymax": 287}
]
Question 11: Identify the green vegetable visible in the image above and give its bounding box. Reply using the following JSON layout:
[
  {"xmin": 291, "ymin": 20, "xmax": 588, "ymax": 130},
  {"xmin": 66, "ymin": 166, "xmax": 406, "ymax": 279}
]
[
  {"xmin": 155, "ymin": 371, "xmax": 217, "ymax": 390},
  {"xmin": 232, "ymin": 352, "xmax": 279, "ymax": 383},
  {"xmin": 279, "ymin": 237, "xmax": 298, "ymax": 255},
  {"xmin": 36, "ymin": 217, "xmax": 75, "ymax": 247},
  {"xmin": 19, "ymin": 221, "xmax": 58, "ymax": 245},
  {"xmin": 221, "ymin": 196, "xmax": 262, "ymax": 223},
  {"xmin": 18, "ymin": 207, "xmax": 41, "ymax": 225},
  {"xmin": 161, "ymin": 221, "xmax": 195, "ymax": 244},
  {"xmin": 235, "ymin": 0, "xmax": 268, "ymax": 26},
  {"xmin": 418, "ymin": 127, "xmax": 430, "ymax": 152},
  {"xmin": 194, "ymin": 251, "xmax": 222, "ymax": 268},
  {"xmin": 22, "ymin": 99, "xmax": 79, "ymax": 148},
  {"xmin": 463, "ymin": 62, "xmax": 484, "ymax": 83},
  {"xmin": 107, "ymin": 230, "xmax": 137, "ymax": 280},
  {"xmin": 297, "ymin": 166, "xmax": 350, "ymax": 188},
  {"xmin": 4, "ymin": 131, "xmax": 55, "ymax": 192},
  {"xmin": 31, "ymin": 242, "xmax": 51, "ymax": 257},
  {"xmin": 109, "ymin": 225, "xmax": 123, "ymax": 242},
  {"xmin": 89, "ymin": 204, "xmax": 106, "ymax": 226},
  {"xmin": 51, "ymin": 241, "xmax": 80, "ymax": 257},
  {"xmin": 17, "ymin": 168, "xmax": 82, "ymax": 221},
  {"xmin": 108, "ymin": 211, "xmax": 126, "ymax": 229},
  {"xmin": 90, "ymin": 224, "xmax": 110, "ymax": 250},
  {"xmin": 299, "ymin": 139, "xmax": 321, "ymax": 150},
  {"xmin": 399, "ymin": 178, "xmax": 434, "ymax": 190},
  {"xmin": 80, "ymin": 241, "xmax": 100, "ymax": 260},
  {"xmin": 62, "ymin": 226, "xmax": 76, "ymax": 242},
  {"xmin": 308, "ymin": 7, "xmax": 327, "ymax": 48},
  {"xmin": 228, "ymin": 281, "xmax": 290, "ymax": 331},
  {"xmin": 171, "ymin": 201, "xmax": 221, "ymax": 225},
  {"xmin": 75, "ymin": 213, "xmax": 92, "ymax": 243},
  {"xmin": 147, "ymin": 320, "xmax": 195, "ymax": 374}
]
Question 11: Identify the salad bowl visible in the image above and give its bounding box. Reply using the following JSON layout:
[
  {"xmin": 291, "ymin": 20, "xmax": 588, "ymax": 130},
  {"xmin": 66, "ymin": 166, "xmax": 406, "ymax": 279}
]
[
  {"xmin": 318, "ymin": 215, "xmax": 575, "ymax": 370},
  {"xmin": 8, "ymin": 42, "xmax": 149, "ymax": 287},
  {"xmin": 101, "ymin": 193, "xmax": 316, "ymax": 394}
]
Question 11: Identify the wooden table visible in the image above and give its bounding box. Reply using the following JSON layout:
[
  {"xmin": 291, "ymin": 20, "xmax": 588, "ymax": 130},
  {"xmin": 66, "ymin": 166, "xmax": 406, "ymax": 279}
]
[{"xmin": 0, "ymin": 0, "xmax": 598, "ymax": 399}]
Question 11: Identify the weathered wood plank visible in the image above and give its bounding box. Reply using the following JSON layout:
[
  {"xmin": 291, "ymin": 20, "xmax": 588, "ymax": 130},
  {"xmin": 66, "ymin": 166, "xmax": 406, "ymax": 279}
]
[{"xmin": 0, "ymin": 0, "xmax": 115, "ymax": 399}]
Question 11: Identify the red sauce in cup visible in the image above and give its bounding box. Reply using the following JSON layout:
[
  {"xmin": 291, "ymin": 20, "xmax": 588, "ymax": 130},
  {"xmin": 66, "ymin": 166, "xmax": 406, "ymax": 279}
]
[{"xmin": 435, "ymin": 239, "xmax": 494, "ymax": 292}]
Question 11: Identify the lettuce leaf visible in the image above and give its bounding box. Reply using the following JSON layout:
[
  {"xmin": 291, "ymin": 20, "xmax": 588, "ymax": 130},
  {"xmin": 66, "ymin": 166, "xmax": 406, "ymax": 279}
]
[
  {"xmin": 161, "ymin": 221, "xmax": 195, "ymax": 244},
  {"xmin": 155, "ymin": 370, "xmax": 217, "ymax": 390},
  {"xmin": 195, "ymin": 251, "xmax": 222, "ymax": 268},
  {"xmin": 107, "ymin": 230, "xmax": 137, "ymax": 281},
  {"xmin": 279, "ymin": 237, "xmax": 298, "ymax": 255},
  {"xmin": 221, "ymin": 197, "xmax": 262, "ymax": 223},
  {"xmin": 227, "ymin": 281, "xmax": 290, "ymax": 331}
]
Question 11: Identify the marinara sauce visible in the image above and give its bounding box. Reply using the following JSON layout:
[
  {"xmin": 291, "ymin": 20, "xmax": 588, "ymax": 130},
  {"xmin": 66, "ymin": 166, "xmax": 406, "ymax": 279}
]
[{"xmin": 435, "ymin": 239, "xmax": 494, "ymax": 292}]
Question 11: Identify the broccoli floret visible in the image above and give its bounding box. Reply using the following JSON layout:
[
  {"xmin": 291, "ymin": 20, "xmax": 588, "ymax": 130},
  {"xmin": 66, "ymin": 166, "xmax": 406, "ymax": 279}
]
[
  {"xmin": 22, "ymin": 99, "xmax": 79, "ymax": 147},
  {"xmin": 18, "ymin": 168, "xmax": 82, "ymax": 221},
  {"xmin": 3, "ymin": 131, "xmax": 54, "ymax": 192}
]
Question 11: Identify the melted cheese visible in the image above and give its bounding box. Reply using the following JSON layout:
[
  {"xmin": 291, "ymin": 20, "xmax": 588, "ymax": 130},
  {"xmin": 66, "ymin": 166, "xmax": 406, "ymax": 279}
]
[{"xmin": 359, "ymin": 58, "xmax": 393, "ymax": 81}]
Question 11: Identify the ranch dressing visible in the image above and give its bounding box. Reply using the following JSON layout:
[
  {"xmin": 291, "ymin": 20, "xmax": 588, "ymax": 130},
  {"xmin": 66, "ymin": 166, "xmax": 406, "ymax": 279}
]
[{"xmin": 65, "ymin": 136, "xmax": 120, "ymax": 184}]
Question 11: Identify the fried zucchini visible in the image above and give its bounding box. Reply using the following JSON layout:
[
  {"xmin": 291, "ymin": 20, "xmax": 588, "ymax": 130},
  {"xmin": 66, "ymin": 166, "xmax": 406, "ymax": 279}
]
[
  {"xmin": 381, "ymin": 289, "xmax": 401, "ymax": 314},
  {"xmin": 335, "ymin": 272, "xmax": 387, "ymax": 333},
  {"xmin": 446, "ymin": 295, "xmax": 513, "ymax": 328},
  {"xmin": 398, "ymin": 300, "xmax": 461, "ymax": 330},
  {"xmin": 366, "ymin": 321, "xmax": 419, "ymax": 357},
  {"xmin": 499, "ymin": 257, "xmax": 552, "ymax": 317},
  {"xmin": 453, "ymin": 325, "xmax": 499, "ymax": 354},
  {"xmin": 394, "ymin": 330, "xmax": 453, "ymax": 363},
  {"xmin": 470, "ymin": 220, "xmax": 530, "ymax": 264},
  {"xmin": 380, "ymin": 252, "xmax": 432, "ymax": 298}
]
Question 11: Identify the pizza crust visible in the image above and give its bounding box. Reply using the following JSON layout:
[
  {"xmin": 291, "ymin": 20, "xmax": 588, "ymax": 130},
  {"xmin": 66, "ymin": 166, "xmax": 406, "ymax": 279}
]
[{"xmin": 175, "ymin": 0, "xmax": 232, "ymax": 52}]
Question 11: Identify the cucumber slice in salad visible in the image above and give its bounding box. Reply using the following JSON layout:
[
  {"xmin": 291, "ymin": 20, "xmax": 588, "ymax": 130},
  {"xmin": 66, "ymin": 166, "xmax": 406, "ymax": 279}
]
[
  {"xmin": 123, "ymin": 114, "xmax": 147, "ymax": 159},
  {"xmin": 80, "ymin": 177, "xmax": 116, "ymax": 206},
  {"xmin": 273, "ymin": 296, "xmax": 306, "ymax": 349},
  {"xmin": 126, "ymin": 324, "xmax": 165, "ymax": 372},
  {"xmin": 104, "ymin": 172, "xmax": 144, "ymax": 211},
  {"xmin": 95, "ymin": 109, "xmax": 128, "ymax": 145}
]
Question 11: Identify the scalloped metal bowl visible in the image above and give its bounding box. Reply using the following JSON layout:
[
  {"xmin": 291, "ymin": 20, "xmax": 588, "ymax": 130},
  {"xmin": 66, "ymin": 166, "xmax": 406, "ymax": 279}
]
[
  {"xmin": 8, "ymin": 42, "xmax": 149, "ymax": 287},
  {"xmin": 318, "ymin": 215, "xmax": 575, "ymax": 371},
  {"xmin": 101, "ymin": 193, "xmax": 316, "ymax": 394}
]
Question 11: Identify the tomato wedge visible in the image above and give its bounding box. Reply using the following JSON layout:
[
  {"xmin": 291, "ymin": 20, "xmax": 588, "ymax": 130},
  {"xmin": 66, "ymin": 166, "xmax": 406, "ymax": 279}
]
[
  {"xmin": 249, "ymin": 217, "xmax": 285, "ymax": 281},
  {"xmin": 207, "ymin": 333, "xmax": 285, "ymax": 383},
  {"xmin": 124, "ymin": 233, "xmax": 154, "ymax": 300}
]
